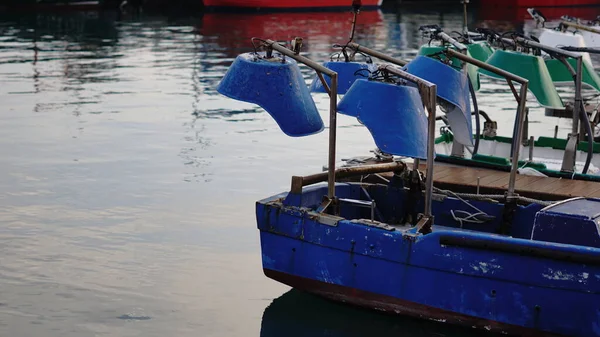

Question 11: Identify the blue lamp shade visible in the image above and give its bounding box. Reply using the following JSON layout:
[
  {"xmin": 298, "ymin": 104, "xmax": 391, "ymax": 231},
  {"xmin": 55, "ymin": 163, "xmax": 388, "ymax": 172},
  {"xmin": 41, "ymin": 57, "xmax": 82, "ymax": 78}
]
[
  {"xmin": 403, "ymin": 56, "xmax": 473, "ymax": 147},
  {"xmin": 217, "ymin": 52, "xmax": 324, "ymax": 137},
  {"xmin": 337, "ymin": 79, "xmax": 430, "ymax": 160},
  {"xmin": 309, "ymin": 61, "xmax": 376, "ymax": 94}
]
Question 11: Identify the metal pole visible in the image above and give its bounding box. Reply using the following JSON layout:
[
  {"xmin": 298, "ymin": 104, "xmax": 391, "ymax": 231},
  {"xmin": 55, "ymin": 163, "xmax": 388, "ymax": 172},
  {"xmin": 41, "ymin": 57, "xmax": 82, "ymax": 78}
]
[
  {"xmin": 348, "ymin": 44, "xmax": 528, "ymax": 87},
  {"xmin": 462, "ymin": 0, "xmax": 469, "ymax": 39},
  {"xmin": 328, "ymin": 75, "xmax": 338, "ymax": 199},
  {"xmin": 378, "ymin": 65, "xmax": 436, "ymax": 95},
  {"xmin": 349, "ymin": 11, "xmax": 358, "ymax": 44},
  {"xmin": 507, "ymin": 83, "xmax": 529, "ymax": 197},
  {"xmin": 438, "ymin": 32, "xmax": 468, "ymax": 52},
  {"xmin": 347, "ymin": 42, "xmax": 408, "ymax": 66},
  {"xmin": 529, "ymin": 136, "xmax": 534, "ymax": 162},
  {"xmin": 575, "ymin": 56, "xmax": 583, "ymax": 138},
  {"xmin": 424, "ymin": 84, "xmax": 437, "ymax": 219},
  {"xmin": 266, "ymin": 39, "xmax": 336, "ymax": 77},
  {"xmin": 444, "ymin": 49, "xmax": 527, "ymax": 84},
  {"xmin": 500, "ymin": 37, "xmax": 581, "ymax": 59},
  {"xmin": 561, "ymin": 21, "xmax": 600, "ymax": 35},
  {"xmin": 413, "ymin": 158, "xmax": 420, "ymax": 171},
  {"xmin": 555, "ymin": 55, "xmax": 583, "ymax": 134}
]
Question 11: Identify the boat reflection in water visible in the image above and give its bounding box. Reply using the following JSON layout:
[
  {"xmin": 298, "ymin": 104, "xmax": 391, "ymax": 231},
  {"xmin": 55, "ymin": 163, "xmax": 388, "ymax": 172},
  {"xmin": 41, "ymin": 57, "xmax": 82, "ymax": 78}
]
[
  {"xmin": 198, "ymin": 10, "xmax": 385, "ymax": 57},
  {"xmin": 260, "ymin": 290, "xmax": 504, "ymax": 337}
]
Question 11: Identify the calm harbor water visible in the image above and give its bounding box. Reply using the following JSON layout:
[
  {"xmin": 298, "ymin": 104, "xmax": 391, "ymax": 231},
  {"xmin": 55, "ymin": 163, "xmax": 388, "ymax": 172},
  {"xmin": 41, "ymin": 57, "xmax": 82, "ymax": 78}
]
[{"xmin": 0, "ymin": 5, "xmax": 599, "ymax": 337}]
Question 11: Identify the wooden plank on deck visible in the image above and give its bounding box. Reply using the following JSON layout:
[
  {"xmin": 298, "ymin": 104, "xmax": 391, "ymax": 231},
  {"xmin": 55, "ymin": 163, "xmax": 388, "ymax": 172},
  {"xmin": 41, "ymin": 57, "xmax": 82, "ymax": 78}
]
[{"xmin": 418, "ymin": 163, "xmax": 600, "ymax": 200}]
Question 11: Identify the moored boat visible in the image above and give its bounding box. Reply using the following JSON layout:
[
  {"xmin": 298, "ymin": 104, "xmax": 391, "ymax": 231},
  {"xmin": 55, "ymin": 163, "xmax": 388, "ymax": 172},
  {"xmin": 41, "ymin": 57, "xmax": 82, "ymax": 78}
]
[
  {"xmin": 214, "ymin": 2, "xmax": 600, "ymax": 335},
  {"xmin": 215, "ymin": 2, "xmax": 600, "ymax": 336}
]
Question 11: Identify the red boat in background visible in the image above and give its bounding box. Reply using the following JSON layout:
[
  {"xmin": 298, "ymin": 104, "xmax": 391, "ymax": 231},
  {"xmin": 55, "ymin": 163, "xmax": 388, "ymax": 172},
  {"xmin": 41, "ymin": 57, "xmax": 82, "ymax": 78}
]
[
  {"xmin": 198, "ymin": 10, "xmax": 384, "ymax": 56},
  {"xmin": 202, "ymin": 0, "xmax": 382, "ymax": 10},
  {"xmin": 479, "ymin": 0, "xmax": 600, "ymax": 8},
  {"xmin": 476, "ymin": 1, "xmax": 600, "ymax": 22}
]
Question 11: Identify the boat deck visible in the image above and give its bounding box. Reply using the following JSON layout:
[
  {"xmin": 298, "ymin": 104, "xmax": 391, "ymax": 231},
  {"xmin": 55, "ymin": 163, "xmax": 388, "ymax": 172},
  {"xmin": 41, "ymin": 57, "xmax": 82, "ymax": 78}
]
[{"xmin": 418, "ymin": 163, "xmax": 600, "ymax": 201}]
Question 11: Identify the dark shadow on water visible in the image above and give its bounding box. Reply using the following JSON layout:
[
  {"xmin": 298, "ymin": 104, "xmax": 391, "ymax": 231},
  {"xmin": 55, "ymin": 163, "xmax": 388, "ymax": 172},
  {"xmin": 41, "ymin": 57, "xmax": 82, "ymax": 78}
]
[
  {"xmin": 0, "ymin": 10, "xmax": 120, "ymax": 45},
  {"xmin": 261, "ymin": 289, "xmax": 505, "ymax": 337}
]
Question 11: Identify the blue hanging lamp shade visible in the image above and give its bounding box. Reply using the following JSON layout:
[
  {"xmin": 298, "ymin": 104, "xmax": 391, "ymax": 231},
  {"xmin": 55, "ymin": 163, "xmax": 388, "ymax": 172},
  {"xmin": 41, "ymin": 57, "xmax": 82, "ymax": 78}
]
[
  {"xmin": 403, "ymin": 56, "xmax": 473, "ymax": 147},
  {"xmin": 217, "ymin": 52, "xmax": 324, "ymax": 137},
  {"xmin": 309, "ymin": 61, "xmax": 376, "ymax": 94},
  {"xmin": 337, "ymin": 79, "xmax": 430, "ymax": 160},
  {"xmin": 479, "ymin": 49, "xmax": 564, "ymax": 109}
]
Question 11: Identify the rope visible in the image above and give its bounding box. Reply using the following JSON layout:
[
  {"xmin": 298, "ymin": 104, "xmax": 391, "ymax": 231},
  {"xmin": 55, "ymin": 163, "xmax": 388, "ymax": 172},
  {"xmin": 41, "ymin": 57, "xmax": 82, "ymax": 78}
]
[
  {"xmin": 433, "ymin": 186, "xmax": 555, "ymax": 207},
  {"xmin": 450, "ymin": 210, "xmax": 491, "ymax": 227}
]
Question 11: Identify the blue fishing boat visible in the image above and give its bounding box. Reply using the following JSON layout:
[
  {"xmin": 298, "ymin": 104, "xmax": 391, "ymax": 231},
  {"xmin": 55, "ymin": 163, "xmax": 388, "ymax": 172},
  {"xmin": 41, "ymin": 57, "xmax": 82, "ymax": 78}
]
[{"xmin": 217, "ymin": 2, "xmax": 600, "ymax": 336}]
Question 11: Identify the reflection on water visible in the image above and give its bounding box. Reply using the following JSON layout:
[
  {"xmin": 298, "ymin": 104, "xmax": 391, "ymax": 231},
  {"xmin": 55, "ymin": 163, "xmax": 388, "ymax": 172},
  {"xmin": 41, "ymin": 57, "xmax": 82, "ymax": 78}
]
[
  {"xmin": 0, "ymin": 5, "xmax": 598, "ymax": 337},
  {"xmin": 262, "ymin": 290, "xmax": 505, "ymax": 337}
]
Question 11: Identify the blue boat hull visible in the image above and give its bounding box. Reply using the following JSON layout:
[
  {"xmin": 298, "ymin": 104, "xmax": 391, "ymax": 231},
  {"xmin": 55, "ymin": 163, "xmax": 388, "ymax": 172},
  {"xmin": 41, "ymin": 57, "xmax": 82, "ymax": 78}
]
[
  {"xmin": 262, "ymin": 268, "xmax": 556, "ymax": 336},
  {"xmin": 256, "ymin": 184, "xmax": 600, "ymax": 337}
]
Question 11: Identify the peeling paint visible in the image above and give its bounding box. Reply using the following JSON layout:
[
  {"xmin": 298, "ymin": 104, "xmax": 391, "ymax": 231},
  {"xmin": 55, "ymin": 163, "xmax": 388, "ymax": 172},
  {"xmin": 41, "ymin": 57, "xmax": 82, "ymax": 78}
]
[
  {"xmin": 470, "ymin": 262, "xmax": 502, "ymax": 274},
  {"xmin": 580, "ymin": 272, "xmax": 590, "ymax": 284},
  {"xmin": 317, "ymin": 260, "xmax": 333, "ymax": 284},
  {"xmin": 540, "ymin": 268, "xmax": 592, "ymax": 283},
  {"xmin": 542, "ymin": 268, "xmax": 575, "ymax": 281}
]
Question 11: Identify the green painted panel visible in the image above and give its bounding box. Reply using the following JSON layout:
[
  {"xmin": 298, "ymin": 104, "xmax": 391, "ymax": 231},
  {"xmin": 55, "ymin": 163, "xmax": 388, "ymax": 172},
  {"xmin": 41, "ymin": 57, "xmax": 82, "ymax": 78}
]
[
  {"xmin": 479, "ymin": 49, "xmax": 564, "ymax": 109},
  {"xmin": 546, "ymin": 58, "xmax": 600, "ymax": 92},
  {"xmin": 467, "ymin": 41, "xmax": 494, "ymax": 63},
  {"xmin": 472, "ymin": 153, "xmax": 510, "ymax": 165}
]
